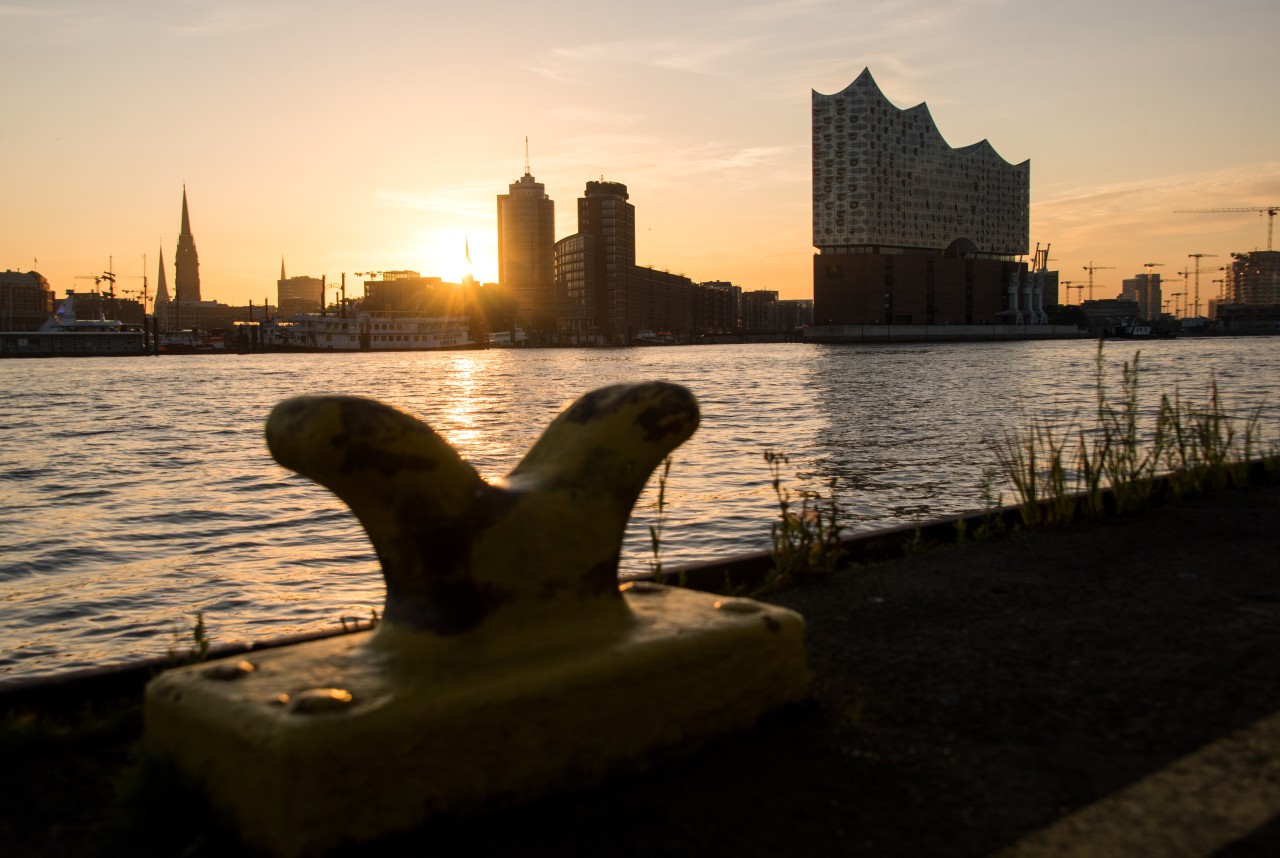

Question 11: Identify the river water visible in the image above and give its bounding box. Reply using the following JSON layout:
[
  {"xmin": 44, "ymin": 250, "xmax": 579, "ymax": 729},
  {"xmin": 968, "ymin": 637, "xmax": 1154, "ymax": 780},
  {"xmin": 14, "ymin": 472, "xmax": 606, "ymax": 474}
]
[{"xmin": 2, "ymin": 338, "xmax": 1278, "ymax": 683}]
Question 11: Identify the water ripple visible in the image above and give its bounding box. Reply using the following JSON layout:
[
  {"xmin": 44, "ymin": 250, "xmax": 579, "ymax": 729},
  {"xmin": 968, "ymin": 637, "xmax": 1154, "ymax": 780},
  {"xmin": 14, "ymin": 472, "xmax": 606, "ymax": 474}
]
[{"xmin": 2, "ymin": 340, "xmax": 1279, "ymax": 683}]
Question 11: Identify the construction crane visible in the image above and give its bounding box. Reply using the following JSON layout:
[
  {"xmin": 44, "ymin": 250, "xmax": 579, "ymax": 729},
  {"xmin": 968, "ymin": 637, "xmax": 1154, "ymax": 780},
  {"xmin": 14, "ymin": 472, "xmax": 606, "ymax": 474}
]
[
  {"xmin": 74, "ymin": 267, "xmax": 117, "ymax": 299},
  {"xmin": 1174, "ymin": 206, "xmax": 1279, "ymax": 252},
  {"xmin": 1157, "ymin": 277, "xmax": 1182, "ymax": 317},
  {"xmin": 77, "ymin": 256, "xmax": 151, "ymax": 314},
  {"xmin": 1186, "ymin": 253, "xmax": 1218, "ymax": 319},
  {"xmin": 1059, "ymin": 280, "xmax": 1083, "ymax": 305},
  {"xmin": 1082, "ymin": 261, "xmax": 1115, "ymax": 301}
]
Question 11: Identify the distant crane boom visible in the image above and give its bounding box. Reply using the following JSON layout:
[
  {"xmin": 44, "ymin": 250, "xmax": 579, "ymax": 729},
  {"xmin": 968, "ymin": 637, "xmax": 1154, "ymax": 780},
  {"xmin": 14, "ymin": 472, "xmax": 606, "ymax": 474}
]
[
  {"xmin": 1174, "ymin": 206, "xmax": 1279, "ymax": 252},
  {"xmin": 1082, "ymin": 261, "xmax": 1115, "ymax": 301}
]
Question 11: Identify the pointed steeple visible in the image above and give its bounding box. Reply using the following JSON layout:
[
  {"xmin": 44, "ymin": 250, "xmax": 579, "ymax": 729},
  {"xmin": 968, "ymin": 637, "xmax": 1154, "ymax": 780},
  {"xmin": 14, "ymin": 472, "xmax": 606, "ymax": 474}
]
[
  {"xmin": 154, "ymin": 245, "xmax": 171, "ymax": 305},
  {"xmin": 280, "ymin": 257, "xmax": 286, "ymax": 281},
  {"xmin": 181, "ymin": 185, "xmax": 193, "ymax": 236},
  {"xmin": 174, "ymin": 185, "xmax": 202, "ymax": 303}
]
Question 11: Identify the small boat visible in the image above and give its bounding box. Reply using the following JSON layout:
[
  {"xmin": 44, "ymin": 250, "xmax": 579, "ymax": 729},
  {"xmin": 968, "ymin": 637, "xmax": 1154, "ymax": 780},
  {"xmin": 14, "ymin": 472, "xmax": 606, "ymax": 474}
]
[
  {"xmin": 488, "ymin": 326, "xmax": 528, "ymax": 347},
  {"xmin": 1106, "ymin": 319, "xmax": 1174, "ymax": 340},
  {"xmin": 159, "ymin": 329, "xmax": 228, "ymax": 355},
  {"xmin": 634, "ymin": 329, "xmax": 677, "ymax": 346}
]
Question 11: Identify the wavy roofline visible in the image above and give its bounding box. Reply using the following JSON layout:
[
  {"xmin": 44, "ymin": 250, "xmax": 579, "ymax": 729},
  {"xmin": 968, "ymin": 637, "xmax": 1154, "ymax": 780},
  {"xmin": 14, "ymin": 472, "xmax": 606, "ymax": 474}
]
[{"xmin": 814, "ymin": 68, "xmax": 1027, "ymax": 169}]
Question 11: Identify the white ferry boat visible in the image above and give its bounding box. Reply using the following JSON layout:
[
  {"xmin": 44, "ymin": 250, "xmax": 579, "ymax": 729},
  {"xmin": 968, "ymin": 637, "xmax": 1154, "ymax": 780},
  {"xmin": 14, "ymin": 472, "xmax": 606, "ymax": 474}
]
[{"xmin": 268, "ymin": 311, "xmax": 477, "ymax": 352}]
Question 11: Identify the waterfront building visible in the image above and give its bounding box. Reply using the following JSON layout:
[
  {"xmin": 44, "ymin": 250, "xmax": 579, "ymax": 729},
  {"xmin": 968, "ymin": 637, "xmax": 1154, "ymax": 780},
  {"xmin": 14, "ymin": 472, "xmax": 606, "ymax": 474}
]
[
  {"xmin": 497, "ymin": 162, "xmax": 556, "ymax": 338},
  {"xmin": 582, "ymin": 180, "xmax": 636, "ymax": 342},
  {"xmin": 553, "ymin": 180, "xmax": 636, "ymax": 344},
  {"xmin": 552, "ymin": 180, "xmax": 708, "ymax": 343},
  {"xmin": 778, "ymin": 298, "xmax": 815, "ymax": 331},
  {"xmin": 812, "ymin": 69, "xmax": 1032, "ymax": 325},
  {"xmin": 1079, "ymin": 298, "xmax": 1141, "ymax": 334},
  {"xmin": 1121, "ymin": 273, "xmax": 1163, "ymax": 321},
  {"xmin": 695, "ymin": 281, "xmax": 742, "ymax": 333},
  {"xmin": 0, "ymin": 269, "xmax": 53, "ymax": 331},
  {"xmin": 1224, "ymin": 250, "xmax": 1280, "ymax": 306},
  {"xmin": 364, "ymin": 272, "xmax": 445, "ymax": 312},
  {"xmin": 277, "ymin": 260, "xmax": 323, "ymax": 317},
  {"xmin": 741, "ymin": 290, "xmax": 780, "ymax": 332},
  {"xmin": 630, "ymin": 265, "xmax": 695, "ymax": 338},
  {"xmin": 554, "ymin": 233, "xmax": 597, "ymax": 343}
]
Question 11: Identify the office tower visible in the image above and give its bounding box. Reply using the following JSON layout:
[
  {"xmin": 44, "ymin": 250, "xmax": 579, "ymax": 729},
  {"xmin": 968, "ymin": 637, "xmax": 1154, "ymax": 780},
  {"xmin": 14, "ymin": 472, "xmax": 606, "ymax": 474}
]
[
  {"xmin": 1121, "ymin": 273, "xmax": 1163, "ymax": 320},
  {"xmin": 578, "ymin": 180, "xmax": 635, "ymax": 340},
  {"xmin": 497, "ymin": 157, "xmax": 556, "ymax": 336}
]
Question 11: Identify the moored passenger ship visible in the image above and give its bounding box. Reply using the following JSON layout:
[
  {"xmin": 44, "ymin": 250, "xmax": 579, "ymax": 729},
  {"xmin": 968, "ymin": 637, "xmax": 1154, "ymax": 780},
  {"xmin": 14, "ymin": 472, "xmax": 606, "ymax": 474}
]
[
  {"xmin": 267, "ymin": 311, "xmax": 477, "ymax": 352},
  {"xmin": 0, "ymin": 294, "xmax": 147, "ymax": 358}
]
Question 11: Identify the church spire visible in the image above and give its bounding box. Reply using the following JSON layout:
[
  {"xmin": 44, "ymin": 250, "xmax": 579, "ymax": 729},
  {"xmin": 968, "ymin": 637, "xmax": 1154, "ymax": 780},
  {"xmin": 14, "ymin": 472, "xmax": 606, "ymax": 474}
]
[
  {"xmin": 181, "ymin": 184, "xmax": 193, "ymax": 236},
  {"xmin": 174, "ymin": 185, "xmax": 202, "ymax": 303},
  {"xmin": 154, "ymin": 245, "xmax": 171, "ymax": 305}
]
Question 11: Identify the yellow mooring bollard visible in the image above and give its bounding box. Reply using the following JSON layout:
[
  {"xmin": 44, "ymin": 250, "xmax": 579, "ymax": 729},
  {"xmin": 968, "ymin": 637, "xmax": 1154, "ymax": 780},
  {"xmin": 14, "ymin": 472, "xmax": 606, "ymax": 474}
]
[{"xmin": 145, "ymin": 382, "xmax": 808, "ymax": 857}]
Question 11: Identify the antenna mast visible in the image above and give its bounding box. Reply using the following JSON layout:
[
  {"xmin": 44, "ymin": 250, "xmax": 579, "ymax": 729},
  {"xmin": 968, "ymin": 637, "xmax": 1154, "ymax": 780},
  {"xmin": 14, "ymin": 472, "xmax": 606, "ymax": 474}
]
[{"xmin": 524, "ymin": 136, "xmax": 530, "ymax": 175}]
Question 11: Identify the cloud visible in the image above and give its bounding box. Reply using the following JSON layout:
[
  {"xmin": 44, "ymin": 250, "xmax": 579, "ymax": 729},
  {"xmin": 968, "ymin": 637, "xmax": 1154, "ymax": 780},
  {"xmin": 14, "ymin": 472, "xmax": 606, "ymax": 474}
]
[
  {"xmin": 729, "ymin": 0, "xmax": 832, "ymax": 24},
  {"xmin": 529, "ymin": 34, "xmax": 762, "ymax": 82},
  {"xmin": 1037, "ymin": 162, "xmax": 1280, "ymax": 228},
  {"xmin": 374, "ymin": 188, "xmax": 497, "ymax": 222},
  {"xmin": 1032, "ymin": 161, "xmax": 1280, "ymax": 288},
  {"xmin": 547, "ymin": 107, "xmax": 642, "ymax": 127},
  {"xmin": 551, "ymin": 133, "xmax": 799, "ymax": 192},
  {"xmin": 165, "ymin": 1, "xmax": 294, "ymax": 36},
  {"xmin": 0, "ymin": 4, "xmax": 70, "ymax": 18}
]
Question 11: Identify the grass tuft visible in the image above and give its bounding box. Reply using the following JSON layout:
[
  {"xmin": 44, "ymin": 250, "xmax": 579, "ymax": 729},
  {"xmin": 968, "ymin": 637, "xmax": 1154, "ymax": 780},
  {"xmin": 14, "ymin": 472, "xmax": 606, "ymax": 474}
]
[
  {"xmin": 762, "ymin": 450, "xmax": 846, "ymax": 590},
  {"xmin": 992, "ymin": 341, "xmax": 1277, "ymax": 527}
]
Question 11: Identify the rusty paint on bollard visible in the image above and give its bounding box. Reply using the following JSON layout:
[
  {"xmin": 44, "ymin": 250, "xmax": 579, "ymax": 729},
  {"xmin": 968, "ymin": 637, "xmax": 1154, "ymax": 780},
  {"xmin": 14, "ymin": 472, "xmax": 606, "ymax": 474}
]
[{"xmin": 145, "ymin": 382, "xmax": 808, "ymax": 857}]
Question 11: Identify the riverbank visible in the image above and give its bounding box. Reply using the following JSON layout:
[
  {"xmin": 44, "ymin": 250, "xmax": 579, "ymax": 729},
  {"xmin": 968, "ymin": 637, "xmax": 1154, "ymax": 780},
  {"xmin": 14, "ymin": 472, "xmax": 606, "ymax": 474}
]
[
  {"xmin": 804, "ymin": 323, "xmax": 1087, "ymax": 343},
  {"xmin": 4, "ymin": 480, "xmax": 1279, "ymax": 856}
]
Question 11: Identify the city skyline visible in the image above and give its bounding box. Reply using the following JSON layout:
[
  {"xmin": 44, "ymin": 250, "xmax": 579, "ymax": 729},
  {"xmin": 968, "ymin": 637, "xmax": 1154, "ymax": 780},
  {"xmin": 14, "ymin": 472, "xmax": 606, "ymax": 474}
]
[{"xmin": 3, "ymin": 0, "xmax": 1277, "ymax": 309}]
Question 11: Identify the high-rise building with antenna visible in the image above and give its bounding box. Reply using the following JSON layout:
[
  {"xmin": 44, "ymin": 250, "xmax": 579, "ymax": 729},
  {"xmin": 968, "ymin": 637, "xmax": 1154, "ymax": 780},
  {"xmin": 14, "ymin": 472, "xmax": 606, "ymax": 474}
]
[{"xmin": 497, "ymin": 141, "xmax": 556, "ymax": 337}]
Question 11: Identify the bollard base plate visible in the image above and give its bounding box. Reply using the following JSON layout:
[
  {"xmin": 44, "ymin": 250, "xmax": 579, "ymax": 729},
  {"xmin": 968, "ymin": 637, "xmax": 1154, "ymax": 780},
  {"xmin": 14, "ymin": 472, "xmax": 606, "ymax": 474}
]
[{"xmin": 145, "ymin": 585, "xmax": 807, "ymax": 857}]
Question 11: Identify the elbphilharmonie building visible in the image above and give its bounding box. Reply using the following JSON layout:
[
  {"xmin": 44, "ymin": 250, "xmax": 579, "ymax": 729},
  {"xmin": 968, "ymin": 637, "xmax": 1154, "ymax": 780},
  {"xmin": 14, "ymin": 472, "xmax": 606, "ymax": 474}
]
[{"xmin": 812, "ymin": 69, "xmax": 1039, "ymax": 326}]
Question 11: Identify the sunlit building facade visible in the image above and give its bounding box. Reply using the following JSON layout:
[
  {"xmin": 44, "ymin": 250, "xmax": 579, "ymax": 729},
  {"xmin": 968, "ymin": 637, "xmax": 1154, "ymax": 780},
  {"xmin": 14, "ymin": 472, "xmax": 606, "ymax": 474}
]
[
  {"xmin": 497, "ymin": 168, "xmax": 556, "ymax": 338},
  {"xmin": 812, "ymin": 69, "xmax": 1032, "ymax": 325}
]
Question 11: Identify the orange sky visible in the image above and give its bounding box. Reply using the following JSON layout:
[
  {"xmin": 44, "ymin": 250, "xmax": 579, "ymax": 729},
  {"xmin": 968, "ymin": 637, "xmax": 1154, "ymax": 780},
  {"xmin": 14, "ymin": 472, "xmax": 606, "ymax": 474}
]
[{"xmin": 3, "ymin": 0, "xmax": 1277, "ymax": 311}]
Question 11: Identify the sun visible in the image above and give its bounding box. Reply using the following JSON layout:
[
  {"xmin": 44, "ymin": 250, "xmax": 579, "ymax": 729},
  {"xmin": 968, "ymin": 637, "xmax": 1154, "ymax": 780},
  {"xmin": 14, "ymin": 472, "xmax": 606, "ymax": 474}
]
[{"xmin": 417, "ymin": 228, "xmax": 496, "ymax": 284}]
